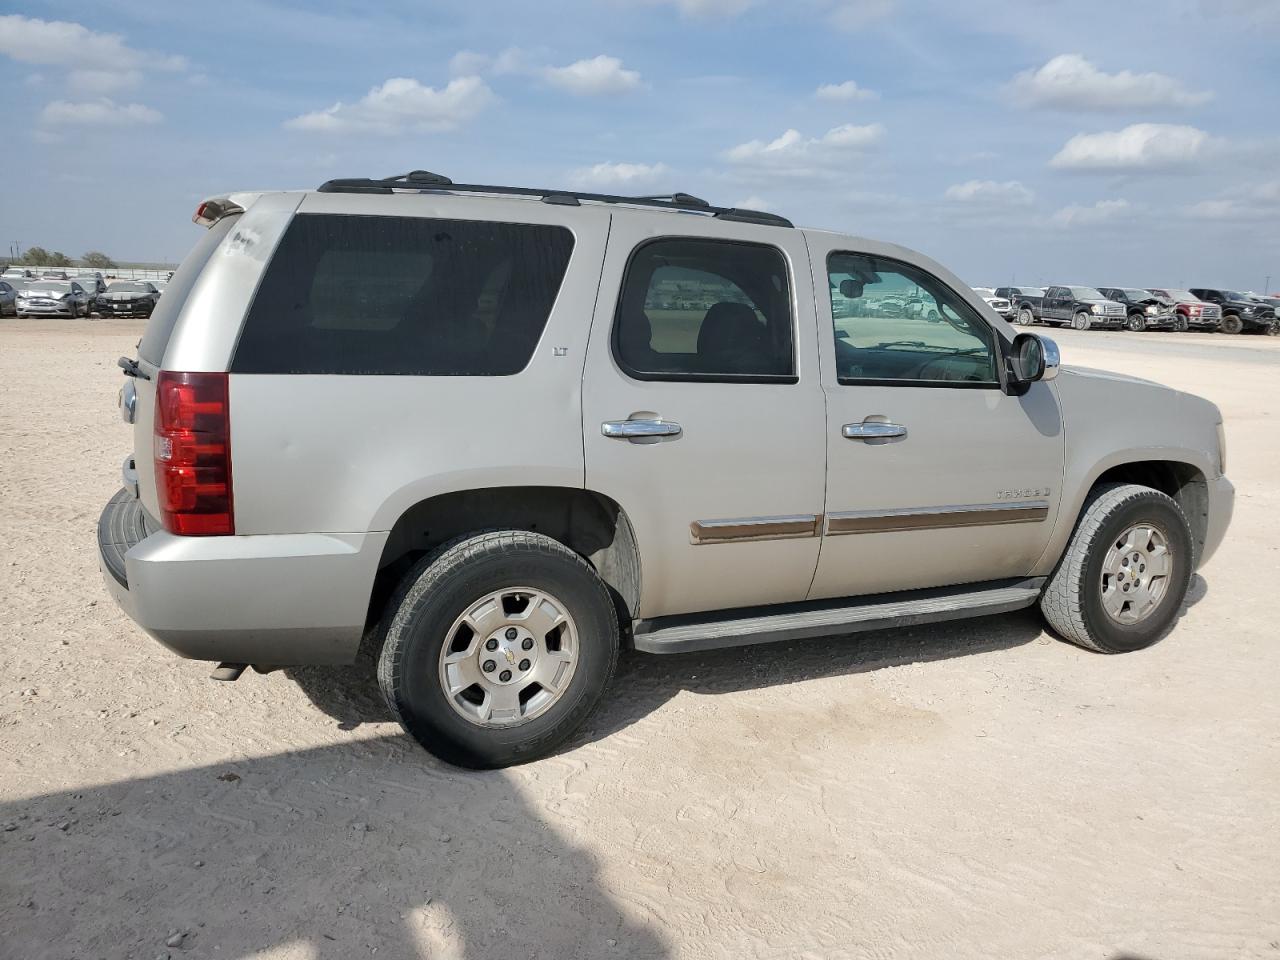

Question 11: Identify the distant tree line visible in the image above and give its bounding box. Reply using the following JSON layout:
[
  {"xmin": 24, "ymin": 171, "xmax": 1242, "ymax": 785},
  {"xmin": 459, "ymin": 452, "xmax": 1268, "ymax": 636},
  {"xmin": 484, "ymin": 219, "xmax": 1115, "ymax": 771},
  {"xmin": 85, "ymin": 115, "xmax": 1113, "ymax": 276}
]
[{"xmin": 8, "ymin": 248, "xmax": 118, "ymax": 269}]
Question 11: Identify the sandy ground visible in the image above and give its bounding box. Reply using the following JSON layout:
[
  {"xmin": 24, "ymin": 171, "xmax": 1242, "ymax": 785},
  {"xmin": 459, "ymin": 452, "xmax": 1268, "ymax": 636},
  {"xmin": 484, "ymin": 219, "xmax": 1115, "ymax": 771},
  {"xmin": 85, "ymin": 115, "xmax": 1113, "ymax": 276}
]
[{"xmin": 1, "ymin": 318, "xmax": 1278, "ymax": 960}]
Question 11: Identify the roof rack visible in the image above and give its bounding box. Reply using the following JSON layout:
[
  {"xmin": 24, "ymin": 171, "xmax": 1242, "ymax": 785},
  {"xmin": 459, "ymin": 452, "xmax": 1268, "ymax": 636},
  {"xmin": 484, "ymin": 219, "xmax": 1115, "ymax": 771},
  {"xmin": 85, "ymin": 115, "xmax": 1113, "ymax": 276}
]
[{"xmin": 316, "ymin": 171, "xmax": 793, "ymax": 228}]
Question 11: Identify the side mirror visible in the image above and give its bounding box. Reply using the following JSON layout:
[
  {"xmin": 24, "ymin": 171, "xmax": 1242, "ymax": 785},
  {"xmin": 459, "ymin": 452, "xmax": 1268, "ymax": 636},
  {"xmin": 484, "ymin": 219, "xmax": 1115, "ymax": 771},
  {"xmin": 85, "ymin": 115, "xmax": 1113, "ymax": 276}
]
[
  {"xmin": 1008, "ymin": 332, "xmax": 1059, "ymax": 388},
  {"xmin": 838, "ymin": 279, "xmax": 864, "ymax": 299}
]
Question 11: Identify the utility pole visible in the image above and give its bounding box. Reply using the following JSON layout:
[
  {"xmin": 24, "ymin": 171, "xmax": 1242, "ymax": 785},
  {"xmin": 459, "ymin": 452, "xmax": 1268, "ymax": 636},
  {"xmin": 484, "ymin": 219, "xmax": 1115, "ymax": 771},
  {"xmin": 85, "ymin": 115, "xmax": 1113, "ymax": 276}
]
[{"xmin": 1265, "ymin": 274, "xmax": 1272, "ymax": 295}]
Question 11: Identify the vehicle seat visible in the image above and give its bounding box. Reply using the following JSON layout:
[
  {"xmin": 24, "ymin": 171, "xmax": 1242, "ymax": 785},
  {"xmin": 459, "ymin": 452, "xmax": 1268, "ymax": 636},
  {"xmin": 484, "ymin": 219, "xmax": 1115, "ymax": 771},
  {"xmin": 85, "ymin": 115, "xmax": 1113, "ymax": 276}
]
[{"xmin": 697, "ymin": 302, "xmax": 769, "ymax": 375}]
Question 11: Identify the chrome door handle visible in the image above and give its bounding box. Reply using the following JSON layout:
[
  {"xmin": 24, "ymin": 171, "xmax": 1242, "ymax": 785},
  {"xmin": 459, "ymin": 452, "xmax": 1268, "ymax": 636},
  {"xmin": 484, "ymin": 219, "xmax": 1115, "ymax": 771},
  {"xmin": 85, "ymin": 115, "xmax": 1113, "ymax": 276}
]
[
  {"xmin": 843, "ymin": 421, "xmax": 907, "ymax": 440},
  {"xmin": 602, "ymin": 419, "xmax": 683, "ymax": 439}
]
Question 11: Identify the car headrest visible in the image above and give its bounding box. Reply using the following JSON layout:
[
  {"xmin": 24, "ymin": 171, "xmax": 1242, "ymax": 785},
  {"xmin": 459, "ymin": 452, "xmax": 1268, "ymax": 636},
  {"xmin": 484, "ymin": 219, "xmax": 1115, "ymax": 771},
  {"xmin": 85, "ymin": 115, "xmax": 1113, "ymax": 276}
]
[{"xmin": 697, "ymin": 302, "xmax": 763, "ymax": 358}]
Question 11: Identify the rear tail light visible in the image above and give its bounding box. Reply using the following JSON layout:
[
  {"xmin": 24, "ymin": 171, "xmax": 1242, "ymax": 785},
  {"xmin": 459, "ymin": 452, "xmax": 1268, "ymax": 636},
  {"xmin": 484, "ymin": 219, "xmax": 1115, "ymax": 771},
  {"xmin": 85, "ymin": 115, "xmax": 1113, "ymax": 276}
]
[{"xmin": 154, "ymin": 371, "xmax": 234, "ymax": 535}]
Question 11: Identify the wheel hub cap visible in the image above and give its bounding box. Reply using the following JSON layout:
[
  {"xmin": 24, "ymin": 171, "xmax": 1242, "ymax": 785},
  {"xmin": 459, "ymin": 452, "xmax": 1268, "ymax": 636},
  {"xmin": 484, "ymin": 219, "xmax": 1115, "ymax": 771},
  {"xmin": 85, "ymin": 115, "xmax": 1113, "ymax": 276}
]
[
  {"xmin": 438, "ymin": 588, "xmax": 579, "ymax": 728},
  {"xmin": 1100, "ymin": 524, "xmax": 1172, "ymax": 625}
]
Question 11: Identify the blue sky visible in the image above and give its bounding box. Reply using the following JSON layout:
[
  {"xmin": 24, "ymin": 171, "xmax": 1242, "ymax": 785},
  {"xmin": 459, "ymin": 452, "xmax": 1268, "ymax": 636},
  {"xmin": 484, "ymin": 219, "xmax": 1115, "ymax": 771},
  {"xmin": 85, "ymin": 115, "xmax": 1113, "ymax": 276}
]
[{"xmin": 1, "ymin": 0, "xmax": 1278, "ymax": 289}]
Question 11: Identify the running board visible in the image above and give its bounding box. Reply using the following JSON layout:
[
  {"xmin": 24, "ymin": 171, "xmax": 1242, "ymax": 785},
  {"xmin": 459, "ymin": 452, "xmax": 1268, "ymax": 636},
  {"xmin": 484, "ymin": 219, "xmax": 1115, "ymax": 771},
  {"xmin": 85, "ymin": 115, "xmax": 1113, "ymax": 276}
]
[{"xmin": 631, "ymin": 578, "xmax": 1045, "ymax": 655}]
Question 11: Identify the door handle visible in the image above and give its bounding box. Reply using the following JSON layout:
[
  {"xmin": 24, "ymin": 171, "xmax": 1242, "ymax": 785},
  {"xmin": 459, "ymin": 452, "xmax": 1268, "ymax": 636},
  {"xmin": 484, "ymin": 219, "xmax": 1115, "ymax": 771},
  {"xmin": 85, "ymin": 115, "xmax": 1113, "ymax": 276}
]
[
  {"xmin": 843, "ymin": 421, "xmax": 907, "ymax": 440},
  {"xmin": 602, "ymin": 419, "xmax": 683, "ymax": 439}
]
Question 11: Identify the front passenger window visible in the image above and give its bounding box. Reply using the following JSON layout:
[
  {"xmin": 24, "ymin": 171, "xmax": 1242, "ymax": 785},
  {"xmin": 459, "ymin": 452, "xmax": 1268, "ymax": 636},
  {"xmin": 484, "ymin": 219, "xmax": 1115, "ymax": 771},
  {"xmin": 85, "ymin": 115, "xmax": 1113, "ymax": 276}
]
[{"xmin": 827, "ymin": 252, "xmax": 998, "ymax": 386}]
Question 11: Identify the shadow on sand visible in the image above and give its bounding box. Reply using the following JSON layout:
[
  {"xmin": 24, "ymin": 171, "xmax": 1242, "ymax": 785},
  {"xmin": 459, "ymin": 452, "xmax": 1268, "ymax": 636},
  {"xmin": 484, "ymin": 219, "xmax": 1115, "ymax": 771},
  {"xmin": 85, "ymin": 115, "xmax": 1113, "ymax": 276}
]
[
  {"xmin": 1, "ymin": 735, "xmax": 670, "ymax": 959},
  {"xmin": 288, "ymin": 574, "xmax": 1208, "ymax": 746}
]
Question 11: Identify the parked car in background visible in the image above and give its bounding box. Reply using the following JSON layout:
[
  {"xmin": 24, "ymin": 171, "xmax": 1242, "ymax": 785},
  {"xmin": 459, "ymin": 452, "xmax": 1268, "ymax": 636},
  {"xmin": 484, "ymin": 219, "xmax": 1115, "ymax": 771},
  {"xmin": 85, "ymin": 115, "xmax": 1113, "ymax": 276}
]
[
  {"xmin": 1146, "ymin": 289, "xmax": 1220, "ymax": 331},
  {"xmin": 1189, "ymin": 288, "xmax": 1277, "ymax": 334},
  {"xmin": 1013, "ymin": 285, "xmax": 1126, "ymax": 330},
  {"xmin": 15, "ymin": 279, "xmax": 91, "ymax": 318},
  {"xmin": 995, "ymin": 286, "xmax": 1046, "ymax": 325},
  {"xmin": 95, "ymin": 281, "xmax": 160, "ymax": 318},
  {"xmin": 75, "ymin": 271, "xmax": 107, "ymax": 296},
  {"xmin": 40, "ymin": 270, "xmax": 71, "ymax": 280},
  {"xmin": 2, "ymin": 267, "xmax": 36, "ymax": 282},
  {"xmin": 972, "ymin": 287, "xmax": 1015, "ymax": 319},
  {"xmin": 0, "ymin": 280, "xmax": 17, "ymax": 316},
  {"xmin": 1097, "ymin": 287, "xmax": 1177, "ymax": 332},
  {"xmin": 98, "ymin": 175, "xmax": 1232, "ymax": 768}
]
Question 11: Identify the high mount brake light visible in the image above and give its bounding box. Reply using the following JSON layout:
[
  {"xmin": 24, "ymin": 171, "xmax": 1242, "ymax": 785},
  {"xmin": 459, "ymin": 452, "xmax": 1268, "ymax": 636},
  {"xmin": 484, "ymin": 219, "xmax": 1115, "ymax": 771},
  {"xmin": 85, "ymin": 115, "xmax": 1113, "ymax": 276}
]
[
  {"xmin": 192, "ymin": 199, "xmax": 243, "ymax": 227},
  {"xmin": 154, "ymin": 371, "xmax": 234, "ymax": 535}
]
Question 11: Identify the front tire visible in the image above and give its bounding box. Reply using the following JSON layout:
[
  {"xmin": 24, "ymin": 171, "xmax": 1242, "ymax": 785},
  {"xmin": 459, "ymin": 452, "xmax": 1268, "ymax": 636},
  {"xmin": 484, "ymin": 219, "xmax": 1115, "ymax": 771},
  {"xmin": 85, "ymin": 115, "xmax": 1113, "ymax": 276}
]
[
  {"xmin": 1220, "ymin": 314, "xmax": 1244, "ymax": 335},
  {"xmin": 1040, "ymin": 483, "xmax": 1192, "ymax": 654},
  {"xmin": 1125, "ymin": 313, "xmax": 1146, "ymax": 332},
  {"xmin": 1018, "ymin": 307, "xmax": 1034, "ymax": 326},
  {"xmin": 1173, "ymin": 314, "xmax": 1189, "ymax": 333},
  {"xmin": 1072, "ymin": 311, "xmax": 1092, "ymax": 331},
  {"xmin": 377, "ymin": 530, "xmax": 619, "ymax": 769}
]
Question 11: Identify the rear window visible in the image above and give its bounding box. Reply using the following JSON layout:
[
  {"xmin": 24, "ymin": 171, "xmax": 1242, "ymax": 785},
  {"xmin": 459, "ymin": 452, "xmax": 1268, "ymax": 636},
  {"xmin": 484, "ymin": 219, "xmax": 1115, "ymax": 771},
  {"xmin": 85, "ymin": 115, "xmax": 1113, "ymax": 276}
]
[{"xmin": 231, "ymin": 214, "xmax": 574, "ymax": 376}]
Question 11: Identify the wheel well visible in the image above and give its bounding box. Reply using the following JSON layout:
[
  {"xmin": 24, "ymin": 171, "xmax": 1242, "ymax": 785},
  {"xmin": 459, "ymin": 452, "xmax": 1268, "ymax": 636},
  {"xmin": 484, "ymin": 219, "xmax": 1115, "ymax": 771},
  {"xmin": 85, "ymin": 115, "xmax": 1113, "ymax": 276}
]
[
  {"xmin": 1093, "ymin": 461, "xmax": 1208, "ymax": 561},
  {"xmin": 366, "ymin": 487, "xmax": 641, "ymax": 632}
]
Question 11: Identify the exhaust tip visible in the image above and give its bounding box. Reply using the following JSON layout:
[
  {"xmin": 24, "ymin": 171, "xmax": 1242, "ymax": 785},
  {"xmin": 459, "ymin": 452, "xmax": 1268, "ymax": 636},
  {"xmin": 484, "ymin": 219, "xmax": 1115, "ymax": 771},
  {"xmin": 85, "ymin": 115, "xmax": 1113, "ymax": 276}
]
[{"xmin": 210, "ymin": 662, "xmax": 247, "ymax": 682}]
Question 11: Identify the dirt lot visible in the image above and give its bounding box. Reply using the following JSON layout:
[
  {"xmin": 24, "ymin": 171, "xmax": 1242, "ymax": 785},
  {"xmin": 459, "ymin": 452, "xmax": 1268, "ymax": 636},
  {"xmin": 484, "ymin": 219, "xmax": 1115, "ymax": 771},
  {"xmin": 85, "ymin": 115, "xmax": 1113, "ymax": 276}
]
[{"xmin": 2, "ymin": 319, "xmax": 1278, "ymax": 960}]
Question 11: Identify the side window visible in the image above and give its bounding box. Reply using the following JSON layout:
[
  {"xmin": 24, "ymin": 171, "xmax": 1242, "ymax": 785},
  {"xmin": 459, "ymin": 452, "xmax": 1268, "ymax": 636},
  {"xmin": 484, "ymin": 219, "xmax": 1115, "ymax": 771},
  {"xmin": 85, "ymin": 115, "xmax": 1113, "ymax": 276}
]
[
  {"xmin": 233, "ymin": 214, "xmax": 574, "ymax": 376},
  {"xmin": 827, "ymin": 252, "xmax": 999, "ymax": 386},
  {"xmin": 613, "ymin": 238, "xmax": 795, "ymax": 382}
]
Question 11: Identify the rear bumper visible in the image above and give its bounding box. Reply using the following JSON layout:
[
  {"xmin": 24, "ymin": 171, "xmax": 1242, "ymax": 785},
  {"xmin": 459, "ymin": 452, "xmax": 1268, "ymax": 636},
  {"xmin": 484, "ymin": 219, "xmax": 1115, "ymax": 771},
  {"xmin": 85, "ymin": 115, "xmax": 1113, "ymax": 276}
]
[
  {"xmin": 98, "ymin": 488, "xmax": 387, "ymax": 665},
  {"xmin": 1199, "ymin": 475, "xmax": 1234, "ymax": 569}
]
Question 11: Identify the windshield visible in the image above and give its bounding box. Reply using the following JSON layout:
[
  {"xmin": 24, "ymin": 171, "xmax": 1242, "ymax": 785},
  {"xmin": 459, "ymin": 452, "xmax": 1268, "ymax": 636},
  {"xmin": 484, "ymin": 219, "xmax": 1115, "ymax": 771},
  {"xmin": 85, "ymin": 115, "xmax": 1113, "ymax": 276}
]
[
  {"xmin": 108, "ymin": 282, "xmax": 152, "ymax": 293},
  {"xmin": 1070, "ymin": 286, "xmax": 1106, "ymax": 300},
  {"xmin": 1122, "ymin": 289, "xmax": 1154, "ymax": 300},
  {"xmin": 1224, "ymin": 291, "xmax": 1246, "ymax": 301},
  {"xmin": 1159, "ymin": 289, "xmax": 1195, "ymax": 301},
  {"xmin": 28, "ymin": 281, "xmax": 72, "ymax": 293}
]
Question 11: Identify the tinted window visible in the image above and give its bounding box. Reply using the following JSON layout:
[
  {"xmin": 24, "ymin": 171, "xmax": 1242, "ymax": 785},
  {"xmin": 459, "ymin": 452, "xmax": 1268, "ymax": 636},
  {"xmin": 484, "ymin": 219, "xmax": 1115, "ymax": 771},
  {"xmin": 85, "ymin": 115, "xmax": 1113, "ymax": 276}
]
[
  {"xmin": 613, "ymin": 238, "xmax": 794, "ymax": 381},
  {"xmin": 827, "ymin": 252, "xmax": 998, "ymax": 386},
  {"xmin": 233, "ymin": 214, "xmax": 574, "ymax": 376}
]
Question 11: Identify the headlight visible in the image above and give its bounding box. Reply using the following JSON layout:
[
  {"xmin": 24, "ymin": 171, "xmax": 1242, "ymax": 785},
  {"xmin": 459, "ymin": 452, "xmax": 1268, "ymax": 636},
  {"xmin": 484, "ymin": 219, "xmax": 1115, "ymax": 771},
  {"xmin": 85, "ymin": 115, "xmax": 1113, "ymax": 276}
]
[
  {"xmin": 1091, "ymin": 303, "xmax": 1102, "ymax": 314},
  {"xmin": 1145, "ymin": 305, "xmax": 1158, "ymax": 314},
  {"xmin": 1216, "ymin": 422, "xmax": 1227, "ymax": 475},
  {"xmin": 1243, "ymin": 306, "xmax": 1254, "ymax": 314}
]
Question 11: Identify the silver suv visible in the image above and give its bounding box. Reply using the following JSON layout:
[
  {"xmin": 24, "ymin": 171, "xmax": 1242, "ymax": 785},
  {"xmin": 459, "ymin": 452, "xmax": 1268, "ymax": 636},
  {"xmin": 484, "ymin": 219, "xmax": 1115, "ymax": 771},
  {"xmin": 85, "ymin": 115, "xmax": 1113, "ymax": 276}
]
[{"xmin": 99, "ymin": 171, "xmax": 1234, "ymax": 768}]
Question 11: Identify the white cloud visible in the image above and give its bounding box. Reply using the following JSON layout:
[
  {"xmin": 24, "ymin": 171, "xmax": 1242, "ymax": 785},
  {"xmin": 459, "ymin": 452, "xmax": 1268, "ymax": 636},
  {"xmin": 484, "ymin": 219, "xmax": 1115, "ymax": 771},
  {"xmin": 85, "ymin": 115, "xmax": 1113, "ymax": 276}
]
[
  {"xmin": 1204, "ymin": 0, "xmax": 1280, "ymax": 26},
  {"xmin": 627, "ymin": 0, "xmax": 758, "ymax": 17},
  {"xmin": 1051, "ymin": 123, "xmax": 1212, "ymax": 171},
  {"xmin": 1010, "ymin": 54, "xmax": 1211, "ymax": 111},
  {"xmin": 40, "ymin": 98, "xmax": 163, "ymax": 126},
  {"xmin": 733, "ymin": 195, "xmax": 772, "ymax": 210},
  {"xmin": 543, "ymin": 55, "xmax": 642, "ymax": 95},
  {"xmin": 815, "ymin": 80, "xmax": 878, "ymax": 101},
  {"xmin": 944, "ymin": 179, "xmax": 1034, "ymax": 205},
  {"xmin": 285, "ymin": 76, "xmax": 495, "ymax": 134},
  {"xmin": 1183, "ymin": 180, "xmax": 1280, "ymax": 221},
  {"xmin": 828, "ymin": 0, "xmax": 896, "ymax": 29},
  {"xmin": 569, "ymin": 161, "xmax": 671, "ymax": 189},
  {"xmin": 0, "ymin": 15, "xmax": 185, "ymax": 72},
  {"xmin": 448, "ymin": 46, "xmax": 529, "ymax": 77},
  {"xmin": 726, "ymin": 123, "xmax": 885, "ymax": 176},
  {"xmin": 68, "ymin": 68, "xmax": 142, "ymax": 94},
  {"xmin": 1050, "ymin": 198, "xmax": 1132, "ymax": 227}
]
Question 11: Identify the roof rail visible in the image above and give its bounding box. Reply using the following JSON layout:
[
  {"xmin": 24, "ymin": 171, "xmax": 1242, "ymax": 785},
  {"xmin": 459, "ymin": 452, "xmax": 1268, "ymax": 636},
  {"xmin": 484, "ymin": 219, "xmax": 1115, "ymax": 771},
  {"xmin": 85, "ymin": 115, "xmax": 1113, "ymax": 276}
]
[{"xmin": 315, "ymin": 174, "xmax": 793, "ymax": 228}]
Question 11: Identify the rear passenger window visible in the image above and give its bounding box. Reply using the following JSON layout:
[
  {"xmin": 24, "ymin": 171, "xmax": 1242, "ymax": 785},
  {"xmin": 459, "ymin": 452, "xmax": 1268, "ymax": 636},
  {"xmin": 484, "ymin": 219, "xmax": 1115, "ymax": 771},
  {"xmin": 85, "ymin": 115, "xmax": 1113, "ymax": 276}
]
[
  {"xmin": 232, "ymin": 214, "xmax": 574, "ymax": 375},
  {"xmin": 613, "ymin": 238, "xmax": 795, "ymax": 382}
]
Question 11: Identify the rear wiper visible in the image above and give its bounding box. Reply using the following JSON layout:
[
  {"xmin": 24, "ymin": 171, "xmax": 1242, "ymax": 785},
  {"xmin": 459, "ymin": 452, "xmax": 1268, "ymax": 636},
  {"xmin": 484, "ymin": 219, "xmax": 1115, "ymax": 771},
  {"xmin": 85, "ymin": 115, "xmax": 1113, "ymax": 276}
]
[{"xmin": 118, "ymin": 356, "xmax": 150, "ymax": 380}]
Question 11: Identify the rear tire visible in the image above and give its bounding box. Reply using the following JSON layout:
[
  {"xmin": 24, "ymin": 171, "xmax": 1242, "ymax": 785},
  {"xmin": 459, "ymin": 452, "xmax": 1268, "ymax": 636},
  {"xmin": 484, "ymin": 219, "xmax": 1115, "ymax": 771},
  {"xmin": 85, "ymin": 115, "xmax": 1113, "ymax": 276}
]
[
  {"xmin": 377, "ymin": 530, "xmax": 619, "ymax": 769},
  {"xmin": 1040, "ymin": 483, "xmax": 1192, "ymax": 654},
  {"xmin": 1220, "ymin": 314, "xmax": 1244, "ymax": 335}
]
